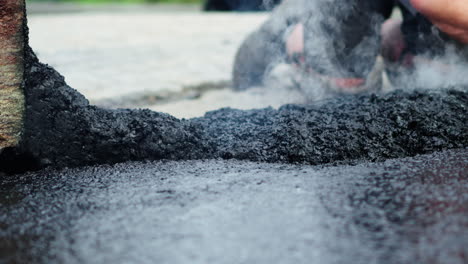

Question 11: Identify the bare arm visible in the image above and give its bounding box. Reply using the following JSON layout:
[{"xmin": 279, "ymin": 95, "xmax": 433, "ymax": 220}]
[{"xmin": 411, "ymin": 0, "xmax": 468, "ymax": 43}]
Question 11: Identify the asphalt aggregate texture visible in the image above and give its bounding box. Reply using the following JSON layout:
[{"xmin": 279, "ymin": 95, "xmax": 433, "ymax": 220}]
[
  {"xmin": 0, "ymin": 44, "xmax": 467, "ymax": 172},
  {"xmin": 0, "ymin": 149, "xmax": 467, "ymax": 263}
]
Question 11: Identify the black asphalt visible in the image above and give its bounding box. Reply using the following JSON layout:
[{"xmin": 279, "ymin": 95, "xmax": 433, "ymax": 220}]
[
  {"xmin": 1, "ymin": 149, "xmax": 466, "ymax": 263},
  {"xmin": 0, "ymin": 45, "xmax": 466, "ymax": 172}
]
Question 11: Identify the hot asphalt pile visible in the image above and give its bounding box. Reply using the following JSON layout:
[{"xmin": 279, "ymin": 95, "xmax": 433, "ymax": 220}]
[{"xmin": 0, "ymin": 44, "xmax": 467, "ymax": 172}]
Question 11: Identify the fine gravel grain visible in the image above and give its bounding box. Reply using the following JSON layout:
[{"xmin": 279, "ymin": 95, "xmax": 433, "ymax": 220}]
[
  {"xmin": 0, "ymin": 43, "xmax": 467, "ymax": 172},
  {"xmin": 0, "ymin": 149, "xmax": 467, "ymax": 264}
]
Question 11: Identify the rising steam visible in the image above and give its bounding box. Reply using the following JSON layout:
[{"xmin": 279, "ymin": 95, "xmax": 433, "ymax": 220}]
[{"xmin": 258, "ymin": 0, "xmax": 468, "ymax": 101}]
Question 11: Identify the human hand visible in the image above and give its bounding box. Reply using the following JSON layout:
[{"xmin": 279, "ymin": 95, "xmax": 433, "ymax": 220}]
[{"xmin": 411, "ymin": 0, "xmax": 468, "ymax": 44}]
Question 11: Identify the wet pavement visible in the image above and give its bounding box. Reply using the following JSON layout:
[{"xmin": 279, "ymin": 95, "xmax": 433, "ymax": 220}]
[{"xmin": 0, "ymin": 149, "xmax": 467, "ymax": 263}]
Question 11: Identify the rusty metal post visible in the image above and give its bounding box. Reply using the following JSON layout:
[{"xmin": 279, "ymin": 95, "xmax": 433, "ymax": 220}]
[{"xmin": 0, "ymin": 0, "xmax": 25, "ymax": 150}]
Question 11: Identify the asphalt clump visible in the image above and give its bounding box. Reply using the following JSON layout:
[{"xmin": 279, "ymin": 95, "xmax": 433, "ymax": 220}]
[{"xmin": 0, "ymin": 44, "xmax": 467, "ymax": 172}]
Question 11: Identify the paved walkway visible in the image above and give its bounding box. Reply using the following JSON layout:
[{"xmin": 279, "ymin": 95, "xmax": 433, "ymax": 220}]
[{"xmin": 28, "ymin": 8, "xmax": 304, "ymax": 118}]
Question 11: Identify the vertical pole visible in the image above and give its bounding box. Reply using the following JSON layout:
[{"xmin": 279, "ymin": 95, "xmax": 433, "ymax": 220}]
[{"xmin": 0, "ymin": 0, "xmax": 25, "ymax": 150}]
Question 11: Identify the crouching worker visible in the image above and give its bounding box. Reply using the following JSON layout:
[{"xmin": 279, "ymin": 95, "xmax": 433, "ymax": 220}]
[{"xmin": 232, "ymin": 0, "xmax": 468, "ymax": 93}]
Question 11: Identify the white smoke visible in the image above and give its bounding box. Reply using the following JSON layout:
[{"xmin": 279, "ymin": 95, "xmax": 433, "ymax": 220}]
[
  {"xmin": 254, "ymin": 0, "xmax": 384, "ymax": 102},
  {"xmin": 397, "ymin": 45, "xmax": 468, "ymax": 90},
  {"xmin": 256, "ymin": 0, "xmax": 468, "ymax": 102}
]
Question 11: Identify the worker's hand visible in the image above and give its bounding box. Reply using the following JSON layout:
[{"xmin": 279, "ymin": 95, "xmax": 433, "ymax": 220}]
[{"xmin": 411, "ymin": 0, "xmax": 468, "ymax": 44}]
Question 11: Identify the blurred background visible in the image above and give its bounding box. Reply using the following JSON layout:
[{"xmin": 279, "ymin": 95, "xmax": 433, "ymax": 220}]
[
  {"xmin": 27, "ymin": 0, "xmax": 203, "ymax": 13},
  {"xmin": 27, "ymin": 0, "xmax": 280, "ymax": 11},
  {"xmin": 29, "ymin": 0, "xmax": 201, "ymax": 4},
  {"xmin": 26, "ymin": 0, "xmax": 300, "ymax": 118}
]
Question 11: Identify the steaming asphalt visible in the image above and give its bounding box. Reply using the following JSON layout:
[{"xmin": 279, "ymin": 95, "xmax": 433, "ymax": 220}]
[
  {"xmin": 1, "ymin": 149, "xmax": 466, "ymax": 263},
  {"xmin": 2, "ymin": 5, "xmax": 465, "ymax": 263}
]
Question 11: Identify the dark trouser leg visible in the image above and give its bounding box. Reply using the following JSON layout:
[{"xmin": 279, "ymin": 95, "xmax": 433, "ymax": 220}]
[
  {"xmin": 232, "ymin": 27, "xmax": 286, "ymax": 90},
  {"xmin": 204, "ymin": 0, "xmax": 280, "ymax": 12},
  {"xmin": 232, "ymin": 3, "xmax": 295, "ymax": 90},
  {"xmin": 203, "ymin": 0, "xmax": 231, "ymax": 11}
]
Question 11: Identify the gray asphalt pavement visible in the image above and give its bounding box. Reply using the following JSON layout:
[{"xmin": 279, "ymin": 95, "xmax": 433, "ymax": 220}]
[{"xmin": 1, "ymin": 149, "xmax": 467, "ymax": 264}]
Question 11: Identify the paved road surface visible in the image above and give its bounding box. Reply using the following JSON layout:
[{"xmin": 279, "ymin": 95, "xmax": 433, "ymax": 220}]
[{"xmin": 1, "ymin": 149, "xmax": 466, "ymax": 263}]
